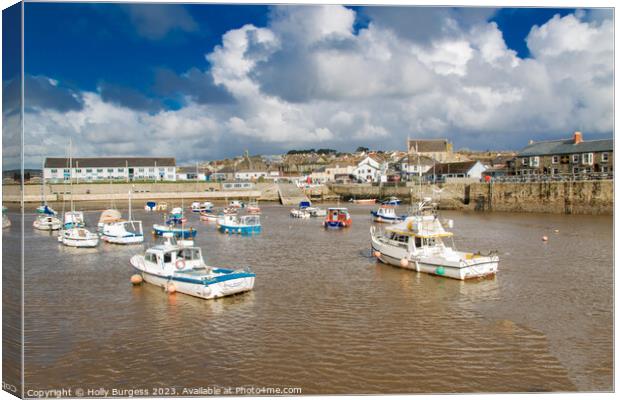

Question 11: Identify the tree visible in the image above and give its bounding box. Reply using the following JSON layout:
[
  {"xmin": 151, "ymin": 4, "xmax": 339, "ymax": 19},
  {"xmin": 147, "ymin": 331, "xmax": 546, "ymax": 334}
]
[{"xmin": 356, "ymin": 146, "xmax": 369, "ymax": 153}]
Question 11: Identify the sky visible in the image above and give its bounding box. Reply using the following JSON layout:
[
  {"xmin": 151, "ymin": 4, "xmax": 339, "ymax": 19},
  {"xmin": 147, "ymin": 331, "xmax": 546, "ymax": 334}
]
[{"xmin": 2, "ymin": 3, "xmax": 614, "ymax": 168}]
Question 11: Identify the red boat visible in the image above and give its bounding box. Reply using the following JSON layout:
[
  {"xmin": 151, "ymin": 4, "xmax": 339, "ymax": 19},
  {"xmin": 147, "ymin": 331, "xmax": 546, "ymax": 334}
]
[{"xmin": 323, "ymin": 208, "xmax": 352, "ymax": 229}]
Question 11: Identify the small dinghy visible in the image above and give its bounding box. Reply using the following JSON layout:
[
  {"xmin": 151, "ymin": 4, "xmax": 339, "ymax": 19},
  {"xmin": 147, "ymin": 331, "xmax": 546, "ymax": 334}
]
[
  {"xmin": 130, "ymin": 235, "xmax": 255, "ymax": 300},
  {"xmin": 145, "ymin": 201, "xmax": 157, "ymax": 211},
  {"xmin": 351, "ymin": 198, "xmax": 376, "ymax": 205},
  {"xmin": 33, "ymin": 214, "xmax": 62, "ymax": 231},
  {"xmin": 246, "ymin": 200, "xmax": 261, "ymax": 214},
  {"xmin": 58, "ymin": 227, "xmax": 99, "ymax": 247},
  {"xmin": 152, "ymin": 224, "xmax": 197, "ymax": 239},
  {"xmin": 200, "ymin": 210, "xmax": 221, "ymax": 222},
  {"xmin": 323, "ymin": 208, "xmax": 352, "ymax": 228},
  {"xmin": 217, "ymin": 214, "xmax": 261, "ymax": 235},
  {"xmin": 371, "ymin": 205, "xmax": 406, "ymax": 224},
  {"xmin": 290, "ymin": 208, "xmax": 311, "ymax": 218}
]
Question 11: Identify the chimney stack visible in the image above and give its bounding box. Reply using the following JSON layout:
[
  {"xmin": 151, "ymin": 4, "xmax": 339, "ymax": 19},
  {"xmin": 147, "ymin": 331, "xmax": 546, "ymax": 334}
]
[{"xmin": 573, "ymin": 131, "xmax": 583, "ymax": 144}]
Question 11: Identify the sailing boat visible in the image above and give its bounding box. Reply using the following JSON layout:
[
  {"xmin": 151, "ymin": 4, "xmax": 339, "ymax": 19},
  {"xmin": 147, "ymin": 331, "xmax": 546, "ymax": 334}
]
[
  {"xmin": 2, "ymin": 206, "xmax": 10, "ymax": 229},
  {"xmin": 58, "ymin": 140, "xmax": 99, "ymax": 247},
  {"xmin": 97, "ymin": 180, "xmax": 122, "ymax": 232},
  {"xmin": 36, "ymin": 158, "xmax": 57, "ymax": 215},
  {"xmin": 100, "ymin": 190, "xmax": 144, "ymax": 244}
]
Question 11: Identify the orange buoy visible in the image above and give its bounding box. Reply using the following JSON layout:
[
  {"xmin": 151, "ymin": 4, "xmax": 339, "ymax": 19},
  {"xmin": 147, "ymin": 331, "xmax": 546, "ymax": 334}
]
[
  {"xmin": 373, "ymin": 250, "xmax": 381, "ymax": 258},
  {"xmin": 130, "ymin": 274, "xmax": 143, "ymax": 285},
  {"xmin": 400, "ymin": 258, "xmax": 409, "ymax": 267},
  {"xmin": 166, "ymin": 282, "xmax": 176, "ymax": 294},
  {"xmin": 542, "ymin": 236, "xmax": 548, "ymax": 242}
]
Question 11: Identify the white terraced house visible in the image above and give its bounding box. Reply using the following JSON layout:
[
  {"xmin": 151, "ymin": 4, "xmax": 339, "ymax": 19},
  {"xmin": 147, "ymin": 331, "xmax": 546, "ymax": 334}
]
[
  {"xmin": 43, "ymin": 157, "xmax": 177, "ymax": 182},
  {"xmin": 353, "ymin": 155, "xmax": 387, "ymax": 183}
]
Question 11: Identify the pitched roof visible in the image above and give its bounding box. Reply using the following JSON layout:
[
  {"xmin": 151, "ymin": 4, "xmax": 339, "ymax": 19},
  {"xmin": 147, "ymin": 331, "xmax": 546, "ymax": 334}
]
[
  {"xmin": 44, "ymin": 157, "xmax": 176, "ymax": 168},
  {"xmin": 397, "ymin": 154, "xmax": 436, "ymax": 166},
  {"xmin": 518, "ymin": 138, "xmax": 613, "ymax": 156},
  {"xmin": 408, "ymin": 139, "xmax": 450, "ymax": 153},
  {"xmin": 426, "ymin": 160, "xmax": 480, "ymax": 175}
]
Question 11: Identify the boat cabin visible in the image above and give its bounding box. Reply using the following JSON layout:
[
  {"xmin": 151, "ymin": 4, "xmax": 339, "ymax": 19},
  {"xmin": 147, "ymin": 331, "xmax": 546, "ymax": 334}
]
[{"xmin": 144, "ymin": 242, "xmax": 205, "ymax": 271}]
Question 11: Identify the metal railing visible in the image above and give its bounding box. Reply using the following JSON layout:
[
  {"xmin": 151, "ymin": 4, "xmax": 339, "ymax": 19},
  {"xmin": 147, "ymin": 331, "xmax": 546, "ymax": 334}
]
[{"xmin": 488, "ymin": 172, "xmax": 613, "ymax": 183}]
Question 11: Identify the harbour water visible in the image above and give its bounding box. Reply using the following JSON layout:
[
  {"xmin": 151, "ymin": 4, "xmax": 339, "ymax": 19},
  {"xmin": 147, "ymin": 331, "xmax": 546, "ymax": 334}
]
[{"xmin": 5, "ymin": 203, "xmax": 612, "ymax": 393}]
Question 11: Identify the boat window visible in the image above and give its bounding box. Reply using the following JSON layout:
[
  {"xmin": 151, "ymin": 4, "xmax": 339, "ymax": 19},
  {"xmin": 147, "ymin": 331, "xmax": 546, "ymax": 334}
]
[
  {"xmin": 163, "ymin": 252, "xmax": 172, "ymax": 264},
  {"xmin": 415, "ymin": 237, "xmax": 422, "ymax": 248}
]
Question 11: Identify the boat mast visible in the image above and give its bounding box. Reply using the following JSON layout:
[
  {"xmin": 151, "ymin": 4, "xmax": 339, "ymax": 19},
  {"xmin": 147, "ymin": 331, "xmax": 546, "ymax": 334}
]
[
  {"xmin": 69, "ymin": 138, "xmax": 74, "ymax": 213},
  {"xmin": 128, "ymin": 189, "xmax": 132, "ymax": 221}
]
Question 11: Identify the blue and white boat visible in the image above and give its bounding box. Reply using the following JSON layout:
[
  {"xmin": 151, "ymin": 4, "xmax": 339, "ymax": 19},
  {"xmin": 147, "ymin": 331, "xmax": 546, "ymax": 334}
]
[
  {"xmin": 152, "ymin": 223, "xmax": 197, "ymax": 239},
  {"xmin": 381, "ymin": 197, "xmax": 401, "ymax": 206},
  {"xmin": 63, "ymin": 211, "xmax": 85, "ymax": 229},
  {"xmin": 217, "ymin": 214, "xmax": 261, "ymax": 235},
  {"xmin": 130, "ymin": 235, "xmax": 255, "ymax": 300},
  {"xmin": 371, "ymin": 205, "xmax": 406, "ymax": 224},
  {"xmin": 166, "ymin": 207, "xmax": 187, "ymax": 224}
]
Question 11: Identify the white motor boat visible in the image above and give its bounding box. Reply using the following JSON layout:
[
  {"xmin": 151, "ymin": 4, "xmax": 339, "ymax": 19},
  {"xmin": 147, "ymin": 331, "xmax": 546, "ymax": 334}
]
[
  {"xmin": 290, "ymin": 208, "xmax": 311, "ymax": 218},
  {"xmin": 370, "ymin": 199, "xmax": 499, "ymax": 280},
  {"xmin": 58, "ymin": 227, "xmax": 99, "ymax": 247},
  {"xmin": 33, "ymin": 214, "xmax": 62, "ymax": 231},
  {"xmin": 130, "ymin": 235, "xmax": 255, "ymax": 300},
  {"xmin": 191, "ymin": 201, "xmax": 214, "ymax": 213},
  {"xmin": 306, "ymin": 206, "xmax": 327, "ymax": 217},
  {"xmin": 370, "ymin": 205, "xmax": 405, "ymax": 224},
  {"xmin": 229, "ymin": 200, "xmax": 245, "ymax": 208}
]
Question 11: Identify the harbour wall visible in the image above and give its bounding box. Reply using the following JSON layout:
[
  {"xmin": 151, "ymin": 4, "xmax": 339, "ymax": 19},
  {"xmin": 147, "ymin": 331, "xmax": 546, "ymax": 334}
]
[
  {"xmin": 3, "ymin": 180, "xmax": 613, "ymax": 215},
  {"xmin": 328, "ymin": 180, "xmax": 613, "ymax": 215}
]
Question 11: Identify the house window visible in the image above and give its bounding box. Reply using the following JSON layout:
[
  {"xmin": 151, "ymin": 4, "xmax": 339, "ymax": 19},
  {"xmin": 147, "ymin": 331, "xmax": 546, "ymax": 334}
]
[
  {"xmin": 601, "ymin": 152, "xmax": 609, "ymax": 162},
  {"xmin": 86, "ymin": 168, "xmax": 92, "ymax": 173},
  {"xmin": 149, "ymin": 168, "xmax": 155, "ymax": 172},
  {"xmin": 51, "ymin": 169, "xmax": 57, "ymax": 173},
  {"xmin": 551, "ymin": 168, "xmax": 559, "ymax": 175},
  {"xmin": 107, "ymin": 168, "xmax": 114, "ymax": 173},
  {"xmin": 97, "ymin": 169, "xmax": 103, "ymax": 173},
  {"xmin": 572, "ymin": 154, "xmax": 580, "ymax": 163},
  {"xmin": 138, "ymin": 168, "xmax": 144, "ymax": 172},
  {"xmin": 521, "ymin": 158, "xmax": 528, "ymax": 166},
  {"xmin": 551, "ymin": 155, "xmax": 559, "ymax": 164},
  {"xmin": 530, "ymin": 156, "xmax": 539, "ymax": 167},
  {"xmin": 582, "ymin": 153, "xmax": 593, "ymax": 165},
  {"xmin": 601, "ymin": 166, "xmax": 609, "ymax": 173},
  {"xmin": 572, "ymin": 167, "xmax": 579, "ymax": 174},
  {"xmin": 168, "ymin": 167, "xmax": 174, "ymax": 172},
  {"xmin": 118, "ymin": 168, "xmax": 124, "ymax": 172}
]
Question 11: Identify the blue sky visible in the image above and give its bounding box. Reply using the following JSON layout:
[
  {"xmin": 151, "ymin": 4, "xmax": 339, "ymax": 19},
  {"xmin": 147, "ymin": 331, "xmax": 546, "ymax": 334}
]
[{"xmin": 5, "ymin": 4, "xmax": 614, "ymax": 167}]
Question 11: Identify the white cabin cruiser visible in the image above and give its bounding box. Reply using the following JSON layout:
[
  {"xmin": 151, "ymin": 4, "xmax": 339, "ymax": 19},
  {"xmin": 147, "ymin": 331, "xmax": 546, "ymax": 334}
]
[
  {"xmin": 130, "ymin": 236, "xmax": 255, "ymax": 299},
  {"xmin": 33, "ymin": 214, "xmax": 62, "ymax": 231},
  {"xmin": 191, "ymin": 201, "xmax": 214, "ymax": 213},
  {"xmin": 63, "ymin": 211, "xmax": 85, "ymax": 229},
  {"xmin": 58, "ymin": 227, "xmax": 99, "ymax": 247},
  {"xmin": 370, "ymin": 199, "xmax": 498, "ymax": 280}
]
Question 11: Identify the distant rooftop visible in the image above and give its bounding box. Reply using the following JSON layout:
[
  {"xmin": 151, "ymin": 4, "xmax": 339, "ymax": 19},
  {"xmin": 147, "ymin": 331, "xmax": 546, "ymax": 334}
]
[
  {"xmin": 518, "ymin": 132, "xmax": 613, "ymax": 156},
  {"xmin": 44, "ymin": 157, "xmax": 176, "ymax": 168},
  {"xmin": 408, "ymin": 139, "xmax": 451, "ymax": 153}
]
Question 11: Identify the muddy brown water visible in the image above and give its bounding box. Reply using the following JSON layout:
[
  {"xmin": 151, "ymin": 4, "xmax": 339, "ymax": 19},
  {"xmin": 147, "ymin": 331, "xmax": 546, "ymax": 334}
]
[{"xmin": 2, "ymin": 202, "xmax": 612, "ymax": 394}]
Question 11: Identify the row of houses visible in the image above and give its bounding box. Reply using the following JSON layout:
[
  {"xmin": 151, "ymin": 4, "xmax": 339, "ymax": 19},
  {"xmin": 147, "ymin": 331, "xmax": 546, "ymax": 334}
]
[{"xmin": 40, "ymin": 131, "xmax": 612, "ymax": 184}]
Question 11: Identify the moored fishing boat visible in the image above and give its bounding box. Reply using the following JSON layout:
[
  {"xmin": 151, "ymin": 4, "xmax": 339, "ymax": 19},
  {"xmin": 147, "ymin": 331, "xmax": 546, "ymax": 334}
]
[
  {"xmin": 290, "ymin": 201, "xmax": 311, "ymax": 218},
  {"xmin": 381, "ymin": 197, "xmax": 401, "ymax": 206},
  {"xmin": 370, "ymin": 205, "xmax": 406, "ymax": 224},
  {"xmin": 229, "ymin": 200, "xmax": 245, "ymax": 208},
  {"xmin": 199, "ymin": 209, "xmax": 220, "ymax": 222},
  {"xmin": 166, "ymin": 207, "xmax": 187, "ymax": 224},
  {"xmin": 323, "ymin": 207, "xmax": 352, "ymax": 228},
  {"xmin": 129, "ymin": 235, "xmax": 255, "ymax": 299},
  {"xmin": 217, "ymin": 214, "xmax": 261, "ymax": 235},
  {"xmin": 152, "ymin": 223, "xmax": 197, "ymax": 239},
  {"xmin": 33, "ymin": 214, "xmax": 62, "ymax": 231},
  {"xmin": 370, "ymin": 199, "xmax": 499, "ymax": 280}
]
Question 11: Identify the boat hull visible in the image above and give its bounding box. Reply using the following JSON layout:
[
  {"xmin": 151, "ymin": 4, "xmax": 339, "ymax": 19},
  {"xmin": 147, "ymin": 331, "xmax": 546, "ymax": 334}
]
[
  {"xmin": 101, "ymin": 234, "xmax": 144, "ymax": 244},
  {"xmin": 370, "ymin": 211, "xmax": 404, "ymax": 224},
  {"xmin": 152, "ymin": 225, "xmax": 197, "ymax": 239},
  {"xmin": 59, "ymin": 236, "xmax": 99, "ymax": 248},
  {"xmin": 370, "ymin": 234, "xmax": 498, "ymax": 280},
  {"xmin": 130, "ymin": 258, "xmax": 255, "ymax": 300},
  {"xmin": 218, "ymin": 224, "xmax": 261, "ymax": 235},
  {"xmin": 33, "ymin": 221, "xmax": 62, "ymax": 231}
]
